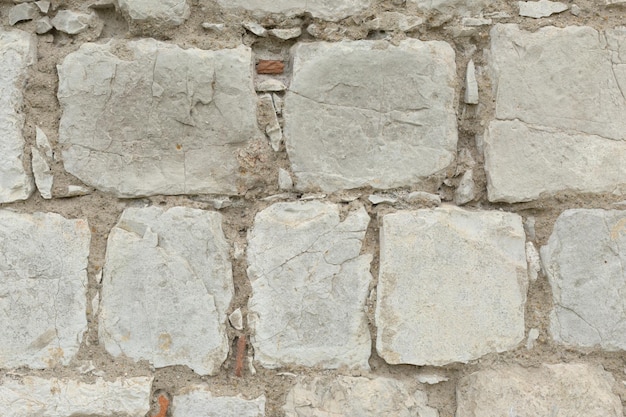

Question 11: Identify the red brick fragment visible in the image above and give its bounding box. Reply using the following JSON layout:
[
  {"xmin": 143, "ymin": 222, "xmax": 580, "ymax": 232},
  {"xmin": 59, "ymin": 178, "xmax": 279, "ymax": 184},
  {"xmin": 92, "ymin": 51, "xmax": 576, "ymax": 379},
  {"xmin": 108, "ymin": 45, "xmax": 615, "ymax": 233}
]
[
  {"xmin": 150, "ymin": 394, "xmax": 170, "ymax": 417},
  {"xmin": 257, "ymin": 60, "xmax": 284, "ymax": 74},
  {"xmin": 235, "ymin": 335, "xmax": 247, "ymax": 377}
]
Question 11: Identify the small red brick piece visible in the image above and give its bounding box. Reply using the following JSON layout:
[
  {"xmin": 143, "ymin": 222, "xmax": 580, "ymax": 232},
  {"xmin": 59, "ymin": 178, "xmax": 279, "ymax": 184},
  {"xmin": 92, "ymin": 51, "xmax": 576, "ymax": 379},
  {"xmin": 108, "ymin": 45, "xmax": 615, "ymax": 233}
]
[
  {"xmin": 151, "ymin": 394, "xmax": 170, "ymax": 417},
  {"xmin": 234, "ymin": 335, "xmax": 247, "ymax": 377},
  {"xmin": 256, "ymin": 60, "xmax": 284, "ymax": 74}
]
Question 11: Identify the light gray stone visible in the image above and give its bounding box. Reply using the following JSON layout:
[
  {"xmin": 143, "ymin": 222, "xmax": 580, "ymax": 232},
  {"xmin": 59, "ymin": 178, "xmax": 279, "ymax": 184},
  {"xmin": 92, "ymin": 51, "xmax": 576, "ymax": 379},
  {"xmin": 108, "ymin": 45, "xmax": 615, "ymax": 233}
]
[
  {"xmin": 369, "ymin": 194, "xmax": 397, "ymax": 205},
  {"xmin": 0, "ymin": 211, "xmax": 90, "ymax": 368},
  {"xmin": 35, "ymin": 1, "xmax": 50, "ymax": 14},
  {"xmin": 31, "ymin": 147, "xmax": 53, "ymax": 199},
  {"xmin": 247, "ymin": 201, "xmax": 372, "ymax": 369},
  {"xmin": 0, "ymin": 376, "xmax": 152, "ymax": 417},
  {"xmin": 35, "ymin": 126, "xmax": 53, "ymax": 159},
  {"xmin": 454, "ymin": 169, "xmax": 475, "ymax": 205},
  {"xmin": 526, "ymin": 328, "xmax": 539, "ymax": 349},
  {"xmin": 284, "ymin": 376, "xmax": 438, "ymax": 417},
  {"xmin": 0, "ymin": 29, "xmax": 35, "ymax": 203},
  {"xmin": 519, "ymin": 0, "xmax": 568, "ymax": 17},
  {"xmin": 118, "ymin": 0, "xmax": 190, "ymax": 25},
  {"xmin": 243, "ymin": 21, "xmax": 267, "ymax": 37},
  {"xmin": 285, "ymin": 40, "xmax": 457, "ymax": 192},
  {"xmin": 278, "ymin": 168, "xmax": 293, "ymax": 190},
  {"xmin": 408, "ymin": 0, "xmax": 491, "ymax": 16},
  {"xmin": 269, "ymin": 27, "xmax": 302, "ymax": 39},
  {"xmin": 541, "ymin": 209, "xmax": 626, "ymax": 350},
  {"xmin": 99, "ymin": 206, "xmax": 233, "ymax": 375},
  {"xmin": 365, "ymin": 12, "xmax": 423, "ymax": 32},
  {"xmin": 229, "ymin": 308, "xmax": 243, "ymax": 330},
  {"xmin": 172, "ymin": 387, "xmax": 265, "ymax": 417},
  {"xmin": 416, "ymin": 373, "xmax": 449, "ymax": 384},
  {"xmin": 404, "ymin": 191, "xmax": 441, "ymax": 205},
  {"xmin": 9, "ymin": 3, "xmax": 39, "ymax": 25},
  {"xmin": 216, "ymin": 0, "xmax": 372, "ymax": 22},
  {"xmin": 376, "ymin": 206, "xmax": 528, "ymax": 366},
  {"xmin": 526, "ymin": 241, "xmax": 541, "ymax": 281},
  {"xmin": 51, "ymin": 10, "xmax": 94, "ymax": 34},
  {"xmin": 456, "ymin": 364, "xmax": 622, "ymax": 417},
  {"xmin": 258, "ymin": 93, "xmax": 282, "ymax": 151},
  {"xmin": 58, "ymin": 40, "xmax": 260, "ymax": 197},
  {"xmin": 464, "ymin": 59, "xmax": 478, "ymax": 104},
  {"xmin": 570, "ymin": 3, "xmax": 581, "ymax": 14},
  {"xmin": 462, "ymin": 17, "xmax": 492, "ymax": 26},
  {"xmin": 201, "ymin": 22, "xmax": 225, "ymax": 31},
  {"xmin": 35, "ymin": 16, "xmax": 53, "ymax": 34},
  {"xmin": 255, "ymin": 79, "xmax": 286, "ymax": 92}
]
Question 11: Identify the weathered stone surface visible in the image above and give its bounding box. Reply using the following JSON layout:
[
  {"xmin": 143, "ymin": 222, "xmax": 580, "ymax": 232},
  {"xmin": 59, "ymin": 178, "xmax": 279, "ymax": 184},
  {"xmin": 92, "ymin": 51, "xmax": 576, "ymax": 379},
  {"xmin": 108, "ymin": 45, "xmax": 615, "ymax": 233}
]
[
  {"xmin": 365, "ymin": 12, "xmax": 423, "ymax": 32},
  {"xmin": 484, "ymin": 120, "xmax": 626, "ymax": 202},
  {"xmin": 284, "ymin": 376, "xmax": 438, "ymax": 417},
  {"xmin": 35, "ymin": 16, "xmax": 53, "ymax": 34},
  {"xmin": 456, "ymin": 364, "xmax": 622, "ymax": 417},
  {"xmin": 51, "ymin": 10, "xmax": 94, "ymax": 34},
  {"xmin": 99, "ymin": 206, "xmax": 233, "ymax": 375},
  {"xmin": 247, "ymin": 201, "xmax": 372, "ymax": 368},
  {"xmin": 408, "ymin": 0, "xmax": 491, "ymax": 16},
  {"xmin": 376, "ymin": 206, "xmax": 527, "ymax": 366},
  {"xmin": 454, "ymin": 169, "xmax": 475, "ymax": 205},
  {"xmin": 541, "ymin": 209, "xmax": 626, "ymax": 350},
  {"xmin": 0, "ymin": 376, "xmax": 152, "ymax": 417},
  {"xmin": 172, "ymin": 387, "xmax": 265, "ymax": 417},
  {"xmin": 58, "ymin": 40, "xmax": 260, "ymax": 197},
  {"xmin": 464, "ymin": 59, "xmax": 478, "ymax": 104},
  {"xmin": 0, "ymin": 29, "xmax": 35, "ymax": 203},
  {"xmin": 0, "ymin": 211, "xmax": 90, "ymax": 368},
  {"xmin": 9, "ymin": 3, "xmax": 39, "ymax": 25},
  {"xmin": 216, "ymin": 0, "xmax": 372, "ymax": 22},
  {"xmin": 31, "ymin": 147, "xmax": 53, "ymax": 199},
  {"xmin": 118, "ymin": 0, "xmax": 190, "ymax": 25},
  {"xmin": 285, "ymin": 40, "xmax": 457, "ymax": 192},
  {"xmin": 518, "ymin": 0, "xmax": 568, "ymax": 17}
]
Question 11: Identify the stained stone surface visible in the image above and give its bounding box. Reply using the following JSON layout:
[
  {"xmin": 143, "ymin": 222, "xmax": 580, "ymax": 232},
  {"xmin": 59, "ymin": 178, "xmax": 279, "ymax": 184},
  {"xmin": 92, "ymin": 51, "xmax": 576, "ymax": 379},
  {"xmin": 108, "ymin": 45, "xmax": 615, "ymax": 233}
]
[
  {"xmin": 284, "ymin": 376, "xmax": 438, "ymax": 417},
  {"xmin": 118, "ymin": 0, "xmax": 190, "ymax": 25},
  {"xmin": 0, "ymin": 376, "xmax": 153, "ymax": 417},
  {"xmin": 518, "ymin": 0, "xmax": 568, "ymax": 18},
  {"xmin": 456, "ymin": 364, "xmax": 622, "ymax": 417},
  {"xmin": 57, "ymin": 40, "xmax": 260, "ymax": 197},
  {"xmin": 541, "ymin": 209, "xmax": 626, "ymax": 349},
  {"xmin": 376, "ymin": 206, "xmax": 528, "ymax": 366},
  {"xmin": 99, "ymin": 206, "xmax": 233, "ymax": 375},
  {"xmin": 0, "ymin": 29, "xmax": 35, "ymax": 203},
  {"xmin": 215, "ymin": 0, "xmax": 372, "ymax": 21},
  {"xmin": 0, "ymin": 211, "xmax": 90, "ymax": 369},
  {"xmin": 247, "ymin": 201, "xmax": 372, "ymax": 368},
  {"xmin": 485, "ymin": 24, "xmax": 626, "ymax": 202},
  {"xmin": 172, "ymin": 387, "xmax": 265, "ymax": 417},
  {"xmin": 284, "ymin": 40, "xmax": 457, "ymax": 192}
]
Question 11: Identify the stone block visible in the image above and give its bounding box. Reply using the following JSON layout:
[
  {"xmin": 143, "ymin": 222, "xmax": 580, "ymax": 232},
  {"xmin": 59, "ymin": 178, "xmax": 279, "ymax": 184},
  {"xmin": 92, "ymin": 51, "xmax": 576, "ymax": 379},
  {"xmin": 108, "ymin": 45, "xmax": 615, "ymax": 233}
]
[
  {"xmin": 247, "ymin": 201, "xmax": 372, "ymax": 368},
  {"xmin": 118, "ymin": 0, "xmax": 190, "ymax": 25},
  {"xmin": 58, "ymin": 40, "xmax": 260, "ymax": 197},
  {"xmin": 457, "ymin": 364, "xmax": 622, "ymax": 417},
  {"xmin": 99, "ymin": 206, "xmax": 233, "ymax": 375},
  {"xmin": 216, "ymin": 0, "xmax": 372, "ymax": 21},
  {"xmin": 0, "ymin": 29, "xmax": 35, "ymax": 203},
  {"xmin": 284, "ymin": 40, "xmax": 457, "ymax": 192},
  {"xmin": 541, "ymin": 209, "xmax": 626, "ymax": 349},
  {"xmin": 172, "ymin": 387, "xmax": 265, "ymax": 417},
  {"xmin": 376, "ymin": 206, "xmax": 527, "ymax": 366},
  {"xmin": 0, "ymin": 211, "xmax": 90, "ymax": 369},
  {"xmin": 0, "ymin": 376, "xmax": 152, "ymax": 417},
  {"xmin": 408, "ymin": 0, "xmax": 491, "ymax": 16}
]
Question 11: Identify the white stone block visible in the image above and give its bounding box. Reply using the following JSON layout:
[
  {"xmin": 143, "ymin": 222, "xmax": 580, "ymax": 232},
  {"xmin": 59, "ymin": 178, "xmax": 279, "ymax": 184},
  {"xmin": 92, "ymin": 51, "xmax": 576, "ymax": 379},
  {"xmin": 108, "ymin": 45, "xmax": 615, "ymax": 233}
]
[
  {"xmin": 58, "ymin": 40, "xmax": 260, "ymax": 197},
  {"xmin": 118, "ymin": 0, "xmax": 190, "ymax": 25},
  {"xmin": 285, "ymin": 40, "xmax": 457, "ymax": 192},
  {"xmin": 408, "ymin": 0, "xmax": 491, "ymax": 16},
  {"xmin": 247, "ymin": 201, "xmax": 372, "ymax": 369},
  {"xmin": 518, "ymin": 0, "xmax": 568, "ymax": 18},
  {"xmin": 541, "ymin": 209, "xmax": 626, "ymax": 350},
  {"xmin": 216, "ymin": 0, "xmax": 372, "ymax": 22},
  {"xmin": 376, "ymin": 206, "xmax": 528, "ymax": 366},
  {"xmin": 0, "ymin": 211, "xmax": 90, "ymax": 369},
  {"xmin": 172, "ymin": 387, "xmax": 265, "ymax": 417},
  {"xmin": 31, "ymin": 147, "xmax": 53, "ymax": 199},
  {"xmin": 99, "ymin": 206, "xmax": 233, "ymax": 375}
]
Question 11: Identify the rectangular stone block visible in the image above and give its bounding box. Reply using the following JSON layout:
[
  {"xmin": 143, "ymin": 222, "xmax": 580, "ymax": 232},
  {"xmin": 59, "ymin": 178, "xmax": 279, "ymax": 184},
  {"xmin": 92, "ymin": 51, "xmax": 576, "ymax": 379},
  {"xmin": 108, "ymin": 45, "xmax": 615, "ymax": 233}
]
[
  {"xmin": 541, "ymin": 209, "xmax": 626, "ymax": 350},
  {"xmin": 0, "ymin": 211, "xmax": 90, "ymax": 369},
  {"xmin": 284, "ymin": 40, "xmax": 457, "ymax": 192},
  {"xmin": 216, "ymin": 0, "xmax": 372, "ymax": 21},
  {"xmin": 0, "ymin": 376, "xmax": 152, "ymax": 417},
  {"xmin": 99, "ymin": 207, "xmax": 233, "ymax": 375},
  {"xmin": 172, "ymin": 387, "xmax": 265, "ymax": 417},
  {"xmin": 376, "ymin": 206, "xmax": 528, "ymax": 366},
  {"xmin": 58, "ymin": 40, "xmax": 261, "ymax": 197},
  {"xmin": 247, "ymin": 201, "xmax": 372, "ymax": 369},
  {"xmin": 118, "ymin": 0, "xmax": 190, "ymax": 25},
  {"xmin": 0, "ymin": 29, "xmax": 35, "ymax": 203}
]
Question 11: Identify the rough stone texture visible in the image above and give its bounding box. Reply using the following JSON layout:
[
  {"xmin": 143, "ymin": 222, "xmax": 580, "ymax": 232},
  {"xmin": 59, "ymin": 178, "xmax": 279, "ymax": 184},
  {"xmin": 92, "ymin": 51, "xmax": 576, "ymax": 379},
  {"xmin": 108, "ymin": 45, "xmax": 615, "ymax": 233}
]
[
  {"xmin": 408, "ymin": 0, "xmax": 491, "ymax": 16},
  {"xmin": 518, "ymin": 0, "xmax": 568, "ymax": 18},
  {"xmin": 8, "ymin": 3, "xmax": 39, "ymax": 26},
  {"xmin": 285, "ymin": 40, "xmax": 457, "ymax": 192},
  {"xmin": 0, "ymin": 211, "xmax": 90, "ymax": 369},
  {"xmin": 172, "ymin": 387, "xmax": 265, "ymax": 417},
  {"xmin": 99, "ymin": 206, "xmax": 233, "ymax": 375},
  {"xmin": 485, "ymin": 24, "xmax": 626, "ymax": 202},
  {"xmin": 464, "ymin": 59, "xmax": 478, "ymax": 104},
  {"xmin": 541, "ymin": 209, "xmax": 626, "ymax": 350},
  {"xmin": 50, "ymin": 10, "xmax": 94, "ymax": 34},
  {"xmin": 118, "ymin": 0, "xmax": 190, "ymax": 25},
  {"xmin": 456, "ymin": 364, "xmax": 622, "ymax": 417},
  {"xmin": 216, "ymin": 0, "xmax": 372, "ymax": 22},
  {"xmin": 247, "ymin": 201, "xmax": 372, "ymax": 369},
  {"xmin": 31, "ymin": 147, "xmax": 53, "ymax": 199},
  {"xmin": 376, "ymin": 206, "xmax": 528, "ymax": 366},
  {"xmin": 0, "ymin": 376, "xmax": 152, "ymax": 417},
  {"xmin": 0, "ymin": 29, "xmax": 35, "ymax": 203},
  {"xmin": 57, "ymin": 40, "xmax": 260, "ymax": 197},
  {"xmin": 284, "ymin": 376, "xmax": 438, "ymax": 417}
]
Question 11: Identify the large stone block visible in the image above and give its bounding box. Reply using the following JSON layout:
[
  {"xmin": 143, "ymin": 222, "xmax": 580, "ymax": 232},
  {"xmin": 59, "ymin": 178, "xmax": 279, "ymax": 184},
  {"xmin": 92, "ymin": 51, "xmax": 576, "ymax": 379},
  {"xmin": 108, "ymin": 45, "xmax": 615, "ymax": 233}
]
[
  {"xmin": 0, "ymin": 211, "xmax": 90, "ymax": 369},
  {"xmin": 284, "ymin": 376, "xmax": 438, "ymax": 417},
  {"xmin": 541, "ymin": 209, "xmax": 626, "ymax": 349},
  {"xmin": 215, "ymin": 0, "xmax": 372, "ymax": 21},
  {"xmin": 0, "ymin": 29, "xmax": 35, "ymax": 203},
  {"xmin": 172, "ymin": 387, "xmax": 265, "ymax": 417},
  {"xmin": 0, "ymin": 376, "xmax": 153, "ymax": 417},
  {"xmin": 284, "ymin": 40, "xmax": 457, "ymax": 192},
  {"xmin": 99, "ymin": 207, "xmax": 233, "ymax": 375},
  {"xmin": 118, "ymin": 0, "xmax": 190, "ymax": 25},
  {"xmin": 456, "ymin": 364, "xmax": 622, "ymax": 417},
  {"xmin": 57, "ymin": 40, "xmax": 260, "ymax": 197},
  {"xmin": 247, "ymin": 201, "xmax": 372, "ymax": 369},
  {"xmin": 376, "ymin": 206, "xmax": 527, "ymax": 366},
  {"xmin": 485, "ymin": 24, "xmax": 626, "ymax": 202}
]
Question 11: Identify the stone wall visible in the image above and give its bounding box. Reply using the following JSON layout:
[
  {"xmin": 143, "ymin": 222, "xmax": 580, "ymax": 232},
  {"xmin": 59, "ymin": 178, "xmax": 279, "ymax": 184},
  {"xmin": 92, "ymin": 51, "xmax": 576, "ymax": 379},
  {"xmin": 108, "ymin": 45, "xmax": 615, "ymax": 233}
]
[{"xmin": 0, "ymin": 0, "xmax": 625, "ymax": 415}]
